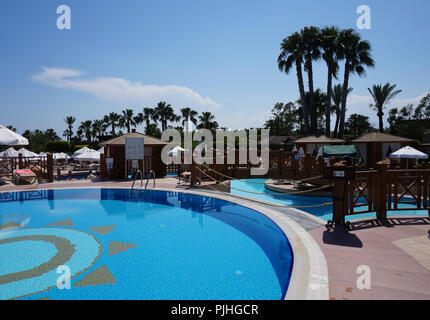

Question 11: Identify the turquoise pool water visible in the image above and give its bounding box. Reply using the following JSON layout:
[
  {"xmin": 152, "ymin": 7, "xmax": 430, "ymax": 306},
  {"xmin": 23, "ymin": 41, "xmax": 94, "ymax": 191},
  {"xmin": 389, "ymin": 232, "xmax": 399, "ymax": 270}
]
[
  {"xmin": 0, "ymin": 188, "xmax": 293, "ymax": 300},
  {"xmin": 230, "ymin": 179, "xmax": 429, "ymax": 222}
]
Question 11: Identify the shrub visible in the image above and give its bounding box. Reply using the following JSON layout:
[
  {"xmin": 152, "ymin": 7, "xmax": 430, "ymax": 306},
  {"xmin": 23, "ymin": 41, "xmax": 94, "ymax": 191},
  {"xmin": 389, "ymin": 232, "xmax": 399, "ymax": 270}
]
[{"xmin": 45, "ymin": 141, "xmax": 71, "ymax": 153}]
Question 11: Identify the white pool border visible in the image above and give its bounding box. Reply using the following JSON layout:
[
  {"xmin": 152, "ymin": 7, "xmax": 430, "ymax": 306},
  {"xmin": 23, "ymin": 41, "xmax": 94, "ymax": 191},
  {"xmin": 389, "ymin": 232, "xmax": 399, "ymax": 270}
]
[{"xmin": 0, "ymin": 186, "xmax": 329, "ymax": 300}]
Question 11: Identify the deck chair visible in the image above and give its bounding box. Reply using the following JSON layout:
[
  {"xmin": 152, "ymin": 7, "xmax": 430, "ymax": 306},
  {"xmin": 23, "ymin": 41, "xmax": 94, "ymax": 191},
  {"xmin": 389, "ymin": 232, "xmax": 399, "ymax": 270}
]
[
  {"xmin": 178, "ymin": 171, "xmax": 192, "ymax": 185},
  {"xmin": 14, "ymin": 169, "xmax": 37, "ymax": 185}
]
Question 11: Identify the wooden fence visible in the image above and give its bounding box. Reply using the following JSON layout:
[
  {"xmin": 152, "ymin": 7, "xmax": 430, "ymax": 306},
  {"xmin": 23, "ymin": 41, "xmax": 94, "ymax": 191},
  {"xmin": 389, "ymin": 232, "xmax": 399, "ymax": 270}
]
[
  {"xmin": 188, "ymin": 149, "xmax": 324, "ymax": 185},
  {"xmin": 0, "ymin": 153, "xmax": 54, "ymax": 182},
  {"xmin": 332, "ymin": 161, "xmax": 430, "ymax": 225}
]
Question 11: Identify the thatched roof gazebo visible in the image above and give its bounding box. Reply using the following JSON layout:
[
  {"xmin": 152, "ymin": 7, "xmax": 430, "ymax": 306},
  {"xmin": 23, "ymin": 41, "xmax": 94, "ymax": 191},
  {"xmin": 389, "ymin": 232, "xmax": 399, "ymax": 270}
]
[
  {"xmin": 352, "ymin": 132, "xmax": 414, "ymax": 168},
  {"xmin": 294, "ymin": 135, "xmax": 345, "ymax": 155}
]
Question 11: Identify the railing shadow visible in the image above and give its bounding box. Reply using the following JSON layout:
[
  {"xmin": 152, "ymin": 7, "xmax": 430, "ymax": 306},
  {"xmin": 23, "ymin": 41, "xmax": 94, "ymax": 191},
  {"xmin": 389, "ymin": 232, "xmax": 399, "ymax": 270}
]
[{"xmin": 351, "ymin": 216, "xmax": 430, "ymax": 231}]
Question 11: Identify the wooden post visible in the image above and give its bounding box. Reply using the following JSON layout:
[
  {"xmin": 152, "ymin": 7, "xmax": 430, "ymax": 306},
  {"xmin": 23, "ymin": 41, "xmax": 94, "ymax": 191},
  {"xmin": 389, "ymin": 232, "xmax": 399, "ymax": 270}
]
[
  {"xmin": 57, "ymin": 168, "xmax": 61, "ymax": 181},
  {"xmin": 376, "ymin": 160, "xmax": 389, "ymax": 221},
  {"xmin": 279, "ymin": 149, "xmax": 285, "ymax": 178},
  {"xmin": 332, "ymin": 162, "xmax": 347, "ymax": 225},
  {"xmin": 318, "ymin": 156, "xmax": 324, "ymax": 174},
  {"xmin": 68, "ymin": 170, "xmax": 72, "ymax": 180},
  {"xmin": 191, "ymin": 155, "xmax": 197, "ymax": 187},
  {"xmin": 18, "ymin": 153, "xmax": 23, "ymax": 169},
  {"xmin": 47, "ymin": 153, "xmax": 54, "ymax": 182},
  {"xmin": 305, "ymin": 152, "xmax": 312, "ymax": 178},
  {"xmin": 100, "ymin": 154, "xmax": 106, "ymax": 177}
]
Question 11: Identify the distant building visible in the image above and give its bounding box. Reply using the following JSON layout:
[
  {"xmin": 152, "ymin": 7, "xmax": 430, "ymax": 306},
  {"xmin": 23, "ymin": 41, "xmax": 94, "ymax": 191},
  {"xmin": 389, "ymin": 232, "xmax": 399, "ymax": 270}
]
[
  {"xmin": 100, "ymin": 129, "xmax": 167, "ymax": 179},
  {"xmin": 352, "ymin": 132, "xmax": 414, "ymax": 168},
  {"xmin": 269, "ymin": 136, "xmax": 295, "ymax": 151},
  {"xmin": 421, "ymin": 129, "xmax": 430, "ymax": 156}
]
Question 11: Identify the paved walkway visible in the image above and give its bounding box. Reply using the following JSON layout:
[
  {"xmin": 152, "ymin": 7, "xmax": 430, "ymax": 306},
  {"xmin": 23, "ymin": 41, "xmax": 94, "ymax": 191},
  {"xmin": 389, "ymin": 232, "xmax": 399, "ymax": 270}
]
[{"xmin": 309, "ymin": 217, "xmax": 430, "ymax": 300}]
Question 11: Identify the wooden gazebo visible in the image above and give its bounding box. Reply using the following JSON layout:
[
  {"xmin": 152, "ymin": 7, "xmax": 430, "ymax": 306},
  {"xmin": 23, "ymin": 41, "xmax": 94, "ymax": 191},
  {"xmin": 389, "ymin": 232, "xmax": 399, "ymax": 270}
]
[
  {"xmin": 352, "ymin": 132, "xmax": 414, "ymax": 168},
  {"xmin": 294, "ymin": 135, "xmax": 345, "ymax": 154},
  {"xmin": 100, "ymin": 130, "xmax": 167, "ymax": 179}
]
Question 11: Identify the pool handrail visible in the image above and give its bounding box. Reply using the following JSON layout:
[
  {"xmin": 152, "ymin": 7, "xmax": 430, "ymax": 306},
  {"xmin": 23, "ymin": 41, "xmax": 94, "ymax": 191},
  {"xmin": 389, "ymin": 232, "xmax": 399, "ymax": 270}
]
[
  {"xmin": 131, "ymin": 170, "xmax": 143, "ymax": 189},
  {"xmin": 145, "ymin": 170, "xmax": 155, "ymax": 190}
]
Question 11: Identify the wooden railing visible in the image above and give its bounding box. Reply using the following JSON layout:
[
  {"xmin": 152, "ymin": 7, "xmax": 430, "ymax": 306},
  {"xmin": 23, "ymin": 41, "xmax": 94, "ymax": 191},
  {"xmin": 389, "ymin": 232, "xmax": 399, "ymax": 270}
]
[
  {"xmin": 333, "ymin": 162, "xmax": 430, "ymax": 224},
  {"xmin": 188, "ymin": 149, "xmax": 324, "ymax": 185},
  {"xmin": 0, "ymin": 153, "xmax": 54, "ymax": 182}
]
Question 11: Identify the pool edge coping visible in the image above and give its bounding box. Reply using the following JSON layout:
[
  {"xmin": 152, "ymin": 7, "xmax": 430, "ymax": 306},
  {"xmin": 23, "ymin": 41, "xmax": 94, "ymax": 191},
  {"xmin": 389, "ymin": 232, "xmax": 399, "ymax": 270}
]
[{"xmin": 0, "ymin": 186, "xmax": 330, "ymax": 300}]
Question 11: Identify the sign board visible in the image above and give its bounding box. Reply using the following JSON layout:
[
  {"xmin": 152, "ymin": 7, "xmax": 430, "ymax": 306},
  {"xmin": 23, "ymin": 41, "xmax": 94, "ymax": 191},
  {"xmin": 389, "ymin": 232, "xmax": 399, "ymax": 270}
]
[
  {"xmin": 333, "ymin": 171, "xmax": 345, "ymax": 178},
  {"xmin": 125, "ymin": 137, "xmax": 144, "ymax": 160},
  {"xmin": 323, "ymin": 166, "xmax": 355, "ymax": 180},
  {"xmin": 106, "ymin": 157, "xmax": 114, "ymax": 169}
]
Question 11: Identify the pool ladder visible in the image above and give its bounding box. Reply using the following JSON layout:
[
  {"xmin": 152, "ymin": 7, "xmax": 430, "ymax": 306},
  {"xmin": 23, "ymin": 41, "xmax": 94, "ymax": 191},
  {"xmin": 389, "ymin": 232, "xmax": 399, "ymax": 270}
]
[{"xmin": 131, "ymin": 170, "xmax": 155, "ymax": 190}]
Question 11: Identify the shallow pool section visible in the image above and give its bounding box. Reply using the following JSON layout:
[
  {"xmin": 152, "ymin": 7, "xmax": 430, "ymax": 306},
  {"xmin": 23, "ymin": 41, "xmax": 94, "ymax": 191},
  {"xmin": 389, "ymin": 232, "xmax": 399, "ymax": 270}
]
[
  {"xmin": 0, "ymin": 188, "xmax": 293, "ymax": 300},
  {"xmin": 230, "ymin": 179, "xmax": 428, "ymax": 221}
]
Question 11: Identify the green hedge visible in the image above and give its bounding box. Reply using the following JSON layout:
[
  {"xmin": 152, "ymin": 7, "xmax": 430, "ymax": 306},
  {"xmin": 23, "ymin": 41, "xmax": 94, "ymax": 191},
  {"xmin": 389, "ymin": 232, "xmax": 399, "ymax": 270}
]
[{"xmin": 45, "ymin": 141, "xmax": 71, "ymax": 153}]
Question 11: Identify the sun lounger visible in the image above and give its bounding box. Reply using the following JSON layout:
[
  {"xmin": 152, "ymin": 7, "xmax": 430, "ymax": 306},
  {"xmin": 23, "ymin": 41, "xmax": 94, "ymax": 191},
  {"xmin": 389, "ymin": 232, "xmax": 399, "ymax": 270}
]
[
  {"xmin": 14, "ymin": 169, "xmax": 37, "ymax": 185},
  {"xmin": 178, "ymin": 171, "xmax": 191, "ymax": 185}
]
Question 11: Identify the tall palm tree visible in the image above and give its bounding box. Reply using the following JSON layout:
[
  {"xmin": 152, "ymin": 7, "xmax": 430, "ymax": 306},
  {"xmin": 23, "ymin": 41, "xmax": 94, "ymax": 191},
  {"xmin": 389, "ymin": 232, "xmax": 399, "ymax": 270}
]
[
  {"xmin": 337, "ymin": 29, "xmax": 374, "ymax": 138},
  {"xmin": 120, "ymin": 109, "xmax": 137, "ymax": 133},
  {"xmin": 91, "ymin": 119, "xmax": 106, "ymax": 140},
  {"xmin": 154, "ymin": 102, "xmax": 176, "ymax": 131},
  {"xmin": 278, "ymin": 32, "xmax": 310, "ymax": 135},
  {"xmin": 78, "ymin": 120, "xmax": 93, "ymax": 143},
  {"xmin": 103, "ymin": 112, "xmax": 121, "ymax": 136},
  {"xmin": 320, "ymin": 26, "xmax": 340, "ymax": 136},
  {"xmin": 63, "ymin": 116, "xmax": 75, "ymax": 142},
  {"xmin": 332, "ymin": 84, "xmax": 353, "ymax": 138},
  {"xmin": 301, "ymin": 26, "xmax": 322, "ymax": 134},
  {"xmin": 180, "ymin": 107, "xmax": 199, "ymax": 125},
  {"xmin": 140, "ymin": 107, "xmax": 158, "ymax": 133},
  {"xmin": 368, "ymin": 83, "xmax": 402, "ymax": 132},
  {"xmin": 197, "ymin": 112, "xmax": 219, "ymax": 132}
]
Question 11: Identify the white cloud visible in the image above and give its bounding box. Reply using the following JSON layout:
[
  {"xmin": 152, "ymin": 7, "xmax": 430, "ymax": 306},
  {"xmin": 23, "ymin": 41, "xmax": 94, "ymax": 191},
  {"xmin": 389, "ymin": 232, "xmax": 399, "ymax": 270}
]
[{"xmin": 32, "ymin": 67, "xmax": 221, "ymax": 110}]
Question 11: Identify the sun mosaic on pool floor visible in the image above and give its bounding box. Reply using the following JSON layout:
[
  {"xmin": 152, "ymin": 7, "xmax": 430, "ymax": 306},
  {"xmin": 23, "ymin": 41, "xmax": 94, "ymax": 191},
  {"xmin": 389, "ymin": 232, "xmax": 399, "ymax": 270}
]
[{"xmin": 0, "ymin": 220, "xmax": 137, "ymax": 300}]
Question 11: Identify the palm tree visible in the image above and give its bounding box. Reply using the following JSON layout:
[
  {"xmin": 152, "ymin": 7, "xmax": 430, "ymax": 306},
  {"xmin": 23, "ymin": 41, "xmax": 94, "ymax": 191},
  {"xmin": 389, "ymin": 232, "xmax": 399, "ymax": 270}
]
[
  {"xmin": 180, "ymin": 107, "xmax": 198, "ymax": 126},
  {"xmin": 154, "ymin": 102, "xmax": 177, "ymax": 131},
  {"xmin": 103, "ymin": 112, "xmax": 121, "ymax": 136},
  {"xmin": 368, "ymin": 83, "xmax": 402, "ymax": 132},
  {"xmin": 140, "ymin": 107, "xmax": 158, "ymax": 133},
  {"xmin": 320, "ymin": 26, "xmax": 340, "ymax": 136},
  {"xmin": 278, "ymin": 32, "xmax": 310, "ymax": 135},
  {"xmin": 120, "ymin": 109, "xmax": 137, "ymax": 133},
  {"xmin": 79, "ymin": 120, "xmax": 93, "ymax": 143},
  {"xmin": 301, "ymin": 26, "xmax": 322, "ymax": 134},
  {"xmin": 63, "ymin": 116, "xmax": 75, "ymax": 142},
  {"xmin": 91, "ymin": 119, "xmax": 106, "ymax": 140},
  {"xmin": 197, "ymin": 112, "xmax": 219, "ymax": 132},
  {"xmin": 332, "ymin": 84, "xmax": 353, "ymax": 138},
  {"xmin": 337, "ymin": 29, "xmax": 374, "ymax": 138}
]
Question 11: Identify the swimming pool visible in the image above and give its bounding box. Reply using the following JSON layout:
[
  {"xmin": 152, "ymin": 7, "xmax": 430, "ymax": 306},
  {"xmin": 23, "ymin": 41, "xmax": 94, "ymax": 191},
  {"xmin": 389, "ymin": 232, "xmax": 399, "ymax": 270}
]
[
  {"xmin": 230, "ymin": 179, "xmax": 429, "ymax": 222},
  {"xmin": 0, "ymin": 188, "xmax": 293, "ymax": 300}
]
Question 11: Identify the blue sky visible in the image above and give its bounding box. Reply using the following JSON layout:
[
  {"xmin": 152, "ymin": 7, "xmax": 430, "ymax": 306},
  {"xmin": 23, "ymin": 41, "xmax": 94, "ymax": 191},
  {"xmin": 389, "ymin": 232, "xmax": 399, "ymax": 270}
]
[{"xmin": 0, "ymin": 0, "xmax": 429, "ymax": 136}]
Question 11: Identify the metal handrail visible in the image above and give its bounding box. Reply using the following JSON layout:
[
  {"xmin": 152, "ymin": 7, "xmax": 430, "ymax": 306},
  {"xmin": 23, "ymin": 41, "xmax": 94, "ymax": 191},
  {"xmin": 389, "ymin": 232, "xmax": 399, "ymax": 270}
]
[
  {"xmin": 131, "ymin": 170, "xmax": 143, "ymax": 190},
  {"xmin": 145, "ymin": 170, "xmax": 155, "ymax": 190}
]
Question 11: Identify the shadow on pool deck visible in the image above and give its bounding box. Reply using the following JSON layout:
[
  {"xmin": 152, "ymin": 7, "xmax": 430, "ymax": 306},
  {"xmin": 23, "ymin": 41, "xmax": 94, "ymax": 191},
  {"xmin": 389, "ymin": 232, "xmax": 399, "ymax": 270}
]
[
  {"xmin": 351, "ymin": 217, "xmax": 430, "ymax": 231},
  {"xmin": 322, "ymin": 229, "xmax": 363, "ymax": 248}
]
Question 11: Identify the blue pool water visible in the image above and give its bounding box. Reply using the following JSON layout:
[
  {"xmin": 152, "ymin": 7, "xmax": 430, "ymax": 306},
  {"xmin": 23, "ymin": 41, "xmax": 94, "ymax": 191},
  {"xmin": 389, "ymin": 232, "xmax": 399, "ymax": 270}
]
[
  {"xmin": 0, "ymin": 188, "xmax": 293, "ymax": 300},
  {"xmin": 231, "ymin": 179, "xmax": 429, "ymax": 222}
]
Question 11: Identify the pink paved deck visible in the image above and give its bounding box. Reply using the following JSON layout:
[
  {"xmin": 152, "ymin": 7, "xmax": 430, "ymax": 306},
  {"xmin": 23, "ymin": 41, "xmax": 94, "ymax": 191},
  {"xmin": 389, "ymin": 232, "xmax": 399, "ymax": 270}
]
[{"xmin": 310, "ymin": 217, "xmax": 430, "ymax": 300}]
